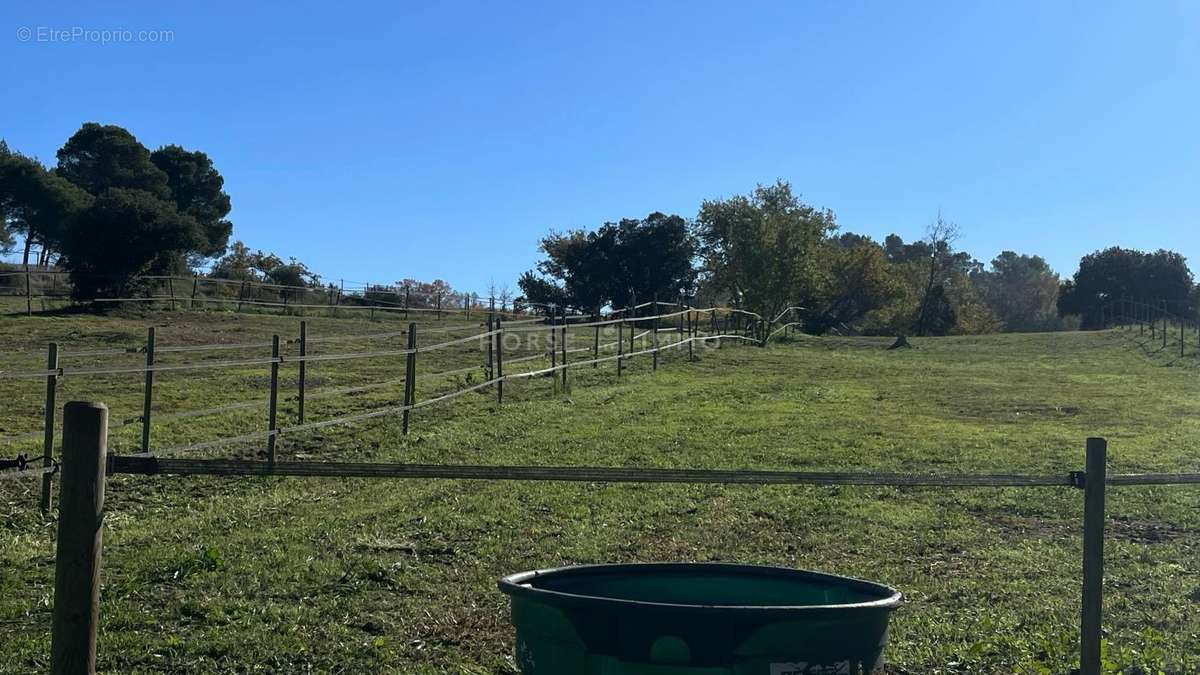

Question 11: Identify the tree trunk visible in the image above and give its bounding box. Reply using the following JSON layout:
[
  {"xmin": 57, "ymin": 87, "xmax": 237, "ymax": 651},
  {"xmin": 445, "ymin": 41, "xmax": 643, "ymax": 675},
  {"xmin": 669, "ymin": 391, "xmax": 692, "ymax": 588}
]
[{"xmin": 915, "ymin": 253, "xmax": 939, "ymax": 337}]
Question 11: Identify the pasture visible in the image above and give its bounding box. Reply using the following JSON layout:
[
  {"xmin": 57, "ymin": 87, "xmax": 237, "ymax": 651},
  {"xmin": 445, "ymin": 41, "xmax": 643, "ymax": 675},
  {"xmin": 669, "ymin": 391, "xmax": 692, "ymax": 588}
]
[{"xmin": 1, "ymin": 307, "xmax": 1198, "ymax": 673}]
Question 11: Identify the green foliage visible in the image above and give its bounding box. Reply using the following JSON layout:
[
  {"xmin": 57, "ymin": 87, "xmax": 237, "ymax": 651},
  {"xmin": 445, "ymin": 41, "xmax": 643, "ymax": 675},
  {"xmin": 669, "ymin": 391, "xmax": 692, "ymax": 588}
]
[
  {"xmin": 55, "ymin": 123, "xmax": 172, "ymax": 199},
  {"xmin": 1058, "ymin": 247, "xmax": 1194, "ymax": 328},
  {"xmin": 522, "ymin": 212, "xmax": 695, "ymax": 312},
  {"xmin": 806, "ymin": 236, "xmax": 901, "ymax": 334},
  {"xmin": 60, "ymin": 188, "xmax": 204, "ymax": 299},
  {"xmin": 516, "ymin": 269, "xmax": 569, "ymax": 312},
  {"xmin": 0, "ymin": 142, "xmax": 92, "ymax": 263},
  {"xmin": 30, "ymin": 123, "xmax": 236, "ymax": 296},
  {"xmin": 696, "ymin": 180, "xmax": 835, "ymax": 320},
  {"xmin": 150, "ymin": 145, "xmax": 234, "ymax": 259},
  {"xmin": 209, "ymin": 241, "xmax": 320, "ymax": 289},
  {"xmin": 975, "ymin": 251, "xmax": 1065, "ymax": 332}
]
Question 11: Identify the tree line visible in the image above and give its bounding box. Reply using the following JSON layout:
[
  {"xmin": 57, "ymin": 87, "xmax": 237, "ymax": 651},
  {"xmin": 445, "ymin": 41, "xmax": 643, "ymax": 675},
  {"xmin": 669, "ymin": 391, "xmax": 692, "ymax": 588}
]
[
  {"xmin": 3, "ymin": 124, "xmax": 1194, "ymax": 332},
  {"xmin": 517, "ymin": 180, "xmax": 1195, "ymax": 335}
]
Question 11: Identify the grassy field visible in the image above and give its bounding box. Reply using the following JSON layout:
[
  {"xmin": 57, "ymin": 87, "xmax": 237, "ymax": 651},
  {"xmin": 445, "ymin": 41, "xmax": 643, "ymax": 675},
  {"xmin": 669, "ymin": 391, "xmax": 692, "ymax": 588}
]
[{"xmin": 1, "ymin": 306, "xmax": 1198, "ymax": 673}]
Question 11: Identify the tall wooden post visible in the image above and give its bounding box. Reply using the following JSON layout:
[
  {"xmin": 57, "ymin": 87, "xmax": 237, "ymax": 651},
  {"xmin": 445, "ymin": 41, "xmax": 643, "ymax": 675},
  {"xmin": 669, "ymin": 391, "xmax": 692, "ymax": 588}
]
[
  {"xmin": 191, "ymin": 276, "xmax": 199, "ymax": 308},
  {"xmin": 652, "ymin": 313, "xmax": 659, "ymax": 372},
  {"xmin": 560, "ymin": 306, "xmax": 568, "ymax": 390},
  {"xmin": 266, "ymin": 335, "xmax": 280, "ymax": 464},
  {"xmin": 487, "ymin": 300, "xmax": 496, "ymax": 379},
  {"xmin": 25, "ymin": 264, "xmax": 33, "ymax": 316},
  {"xmin": 140, "ymin": 327, "xmax": 156, "ymax": 455},
  {"xmin": 688, "ymin": 307, "xmax": 695, "ymax": 362},
  {"xmin": 436, "ymin": 293, "xmax": 442, "ymax": 320},
  {"xmin": 617, "ymin": 321, "xmax": 624, "ymax": 377},
  {"xmin": 297, "ymin": 321, "xmax": 307, "ymax": 424},
  {"xmin": 40, "ymin": 342, "xmax": 59, "ymax": 513},
  {"xmin": 592, "ymin": 308, "xmax": 600, "ymax": 368},
  {"xmin": 494, "ymin": 322, "xmax": 505, "ymax": 403},
  {"xmin": 549, "ymin": 307, "xmax": 557, "ymax": 384},
  {"xmin": 402, "ymin": 324, "xmax": 418, "ymax": 433},
  {"xmin": 1080, "ymin": 437, "xmax": 1107, "ymax": 675},
  {"xmin": 50, "ymin": 401, "xmax": 108, "ymax": 675}
]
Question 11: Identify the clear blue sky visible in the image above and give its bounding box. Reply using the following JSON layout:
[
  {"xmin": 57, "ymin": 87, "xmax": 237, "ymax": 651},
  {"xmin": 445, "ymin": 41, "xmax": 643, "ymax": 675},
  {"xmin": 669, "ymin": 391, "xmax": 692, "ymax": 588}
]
[{"xmin": 3, "ymin": 1, "xmax": 1198, "ymax": 294}]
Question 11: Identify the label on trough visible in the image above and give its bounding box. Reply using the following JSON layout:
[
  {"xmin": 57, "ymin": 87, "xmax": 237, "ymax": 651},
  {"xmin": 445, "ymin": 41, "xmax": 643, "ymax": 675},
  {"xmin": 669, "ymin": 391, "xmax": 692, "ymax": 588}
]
[{"xmin": 770, "ymin": 661, "xmax": 852, "ymax": 675}]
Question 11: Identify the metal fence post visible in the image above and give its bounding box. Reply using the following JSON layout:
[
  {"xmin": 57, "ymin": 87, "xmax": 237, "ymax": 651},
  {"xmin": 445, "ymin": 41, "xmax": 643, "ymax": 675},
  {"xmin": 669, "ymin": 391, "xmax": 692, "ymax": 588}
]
[
  {"xmin": 1080, "ymin": 437, "xmax": 1107, "ymax": 675},
  {"xmin": 617, "ymin": 321, "xmax": 624, "ymax": 377},
  {"xmin": 267, "ymin": 335, "xmax": 280, "ymax": 464},
  {"xmin": 40, "ymin": 342, "xmax": 59, "ymax": 513},
  {"xmin": 50, "ymin": 401, "xmax": 108, "ymax": 675},
  {"xmin": 488, "ymin": 299, "xmax": 496, "ymax": 379},
  {"xmin": 494, "ymin": 322, "xmax": 504, "ymax": 404},
  {"xmin": 560, "ymin": 306, "xmax": 568, "ymax": 390},
  {"xmin": 592, "ymin": 310, "xmax": 600, "ymax": 368},
  {"xmin": 297, "ymin": 321, "xmax": 307, "ymax": 424},
  {"xmin": 402, "ymin": 323, "xmax": 417, "ymax": 433},
  {"xmin": 550, "ymin": 306, "xmax": 558, "ymax": 380},
  {"xmin": 140, "ymin": 327, "xmax": 156, "ymax": 455}
]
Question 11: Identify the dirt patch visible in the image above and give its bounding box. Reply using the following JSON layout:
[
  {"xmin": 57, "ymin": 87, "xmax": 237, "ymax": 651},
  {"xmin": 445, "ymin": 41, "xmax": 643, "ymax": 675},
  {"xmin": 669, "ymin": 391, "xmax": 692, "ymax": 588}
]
[{"xmin": 978, "ymin": 512, "xmax": 1194, "ymax": 544}]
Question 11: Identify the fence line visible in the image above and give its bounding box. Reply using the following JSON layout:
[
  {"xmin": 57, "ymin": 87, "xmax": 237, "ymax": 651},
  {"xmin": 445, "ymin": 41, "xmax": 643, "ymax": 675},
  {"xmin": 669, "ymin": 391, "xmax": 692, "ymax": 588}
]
[
  {"xmin": 15, "ymin": 412, "xmax": 1198, "ymax": 675},
  {"xmin": 0, "ymin": 305, "xmax": 764, "ymax": 484}
]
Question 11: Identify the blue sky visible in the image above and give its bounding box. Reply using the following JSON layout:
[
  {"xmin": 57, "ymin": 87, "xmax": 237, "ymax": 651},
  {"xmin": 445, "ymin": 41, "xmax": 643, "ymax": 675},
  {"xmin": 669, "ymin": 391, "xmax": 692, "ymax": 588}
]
[{"xmin": 3, "ymin": 1, "xmax": 1198, "ymax": 294}]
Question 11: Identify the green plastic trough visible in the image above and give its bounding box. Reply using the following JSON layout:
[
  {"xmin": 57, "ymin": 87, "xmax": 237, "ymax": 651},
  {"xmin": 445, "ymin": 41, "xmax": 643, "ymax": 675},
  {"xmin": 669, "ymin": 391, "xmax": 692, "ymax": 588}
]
[{"xmin": 498, "ymin": 563, "xmax": 902, "ymax": 675}]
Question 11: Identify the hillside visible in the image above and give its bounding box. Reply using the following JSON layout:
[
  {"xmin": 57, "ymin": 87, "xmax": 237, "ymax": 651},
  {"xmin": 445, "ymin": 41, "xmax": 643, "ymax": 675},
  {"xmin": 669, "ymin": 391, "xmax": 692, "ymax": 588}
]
[{"xmin": 1, "ymin": 309, "xmax": 1198, "ymax": 673}]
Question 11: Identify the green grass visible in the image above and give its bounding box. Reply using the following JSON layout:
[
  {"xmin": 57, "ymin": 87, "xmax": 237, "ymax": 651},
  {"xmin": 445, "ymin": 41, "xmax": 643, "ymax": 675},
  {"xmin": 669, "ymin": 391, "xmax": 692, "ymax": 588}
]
[{"xmin": 1, "ymin": 309, "xmax": 1198, "ymax": 673}]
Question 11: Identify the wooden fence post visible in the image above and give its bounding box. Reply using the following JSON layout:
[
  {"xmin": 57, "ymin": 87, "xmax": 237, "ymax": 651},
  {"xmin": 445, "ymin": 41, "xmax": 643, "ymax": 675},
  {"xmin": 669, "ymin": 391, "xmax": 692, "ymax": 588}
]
[
  {"xmin": 297, "ymin": 321, "xmax": 307, "ymax": 424},
  {"xmin": 592, "ymin": 309, "xmax": 600, "ymax": 369},
  {"xmin": 617, "ymin": 321, "xmax": 624, "ymax": 377},
  {"xmin": 560, "ymin": 306, "xmax": 568, "ymax": 390},
  {"xmin": 628, "ymin": 312, "xmax": 635, "ymax": 354},
  {"xmin": 25, "ymin": 264, "xmax": 33, "ymax": 316},
  {"xmin": 436, "ymin": 293, "xmax": 442, "ymax": 320},
  {"xmin": 652, "ymin": 320, "xmax": 659, "ymax": 371},
  {"xmin": 677, "ymin": 295, "xmax": 684, "ymax": 349},
  {"xmin": 494, "ymin": 322, "xmax": 504, "ymax": 404},
  {"xmin": 688, "ymin": 308, "xmax": 695, "ymax": 362},
  {"xmin": 237, "ymin": 280, "xmax": 247, "ymax": 313},
  {"xmin": 487, "ymin": 300, "xmax": 496, "ymax": 379},
  {"xmin": 402, "ymin": 323, "xmax": 417, "ymax": 433},
  {"xmin": 191, "ymin": 276, "xmax": 199, "ymax": 308},
  {"xmin": 140, "ymin": 327, "xmax": 156, "ymax": 455},
  {"xmin": 267, "ymin": 335, "xmax": 280, "ymax": 464},
  {"xmin": 549, "ymin": 307, "xmax": 557, "ymax": 377},
  {"xmin": 40, "ymin": 342, "xmax": 59, "ymax": 513},
  {"xmin": 50, "ymin": 401, "xmax": 108, "ymax": 675},
  {"xmin": 1080, "ymin": 437, "xmax": 1107, "ymax": 675},
  {"xmin": 404, "ymin": 286, "xmax": 410, "ymax": 319}
]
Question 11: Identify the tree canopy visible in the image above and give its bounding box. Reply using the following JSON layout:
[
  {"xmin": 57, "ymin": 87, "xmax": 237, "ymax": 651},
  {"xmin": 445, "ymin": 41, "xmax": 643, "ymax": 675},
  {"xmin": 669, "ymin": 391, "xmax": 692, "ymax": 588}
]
[
  {"xmin": 0, "ymin": 142, "xmax": 91, "ymax": 265},
  {"xmin": 519, "ymin": 212, "xmax": 695, "ymax": 312},
  {"xmin": 1058, "ymin": 247, "xmax": 1194, "ymax": 328},
  {"xmin": 2, "ymin": 123, "xmax": 239, "ymax": 298},
  {"xmin": 696, "ymin": 180, "xmax": 835, "ymax": 321}
]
